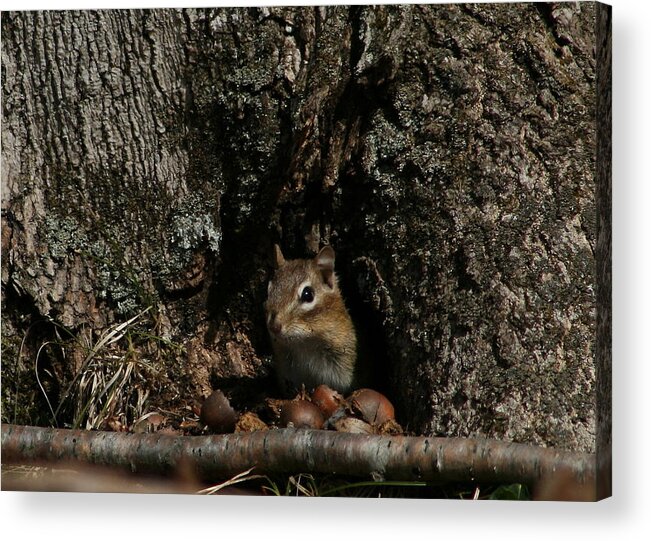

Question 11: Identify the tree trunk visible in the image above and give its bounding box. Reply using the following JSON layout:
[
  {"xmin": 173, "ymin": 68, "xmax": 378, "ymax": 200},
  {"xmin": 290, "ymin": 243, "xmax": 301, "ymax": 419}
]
[{"xmin": 1, "ymin": 4, "xmax": 609, "ymax": 454}]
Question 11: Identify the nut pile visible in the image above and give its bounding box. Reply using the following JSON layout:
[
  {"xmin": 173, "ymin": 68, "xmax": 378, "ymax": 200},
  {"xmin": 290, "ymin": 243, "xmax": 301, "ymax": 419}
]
[{"xmin": 199, "ymin": 385, "xmax": 403, "ymax": 435}]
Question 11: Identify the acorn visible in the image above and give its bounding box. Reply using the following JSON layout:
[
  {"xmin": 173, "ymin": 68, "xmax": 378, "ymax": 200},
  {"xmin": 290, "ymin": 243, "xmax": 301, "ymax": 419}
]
[
  {"xmin": 279, "ymin": 399, "xmax": 325, "ymax": 429},
  {"xmin": 311, "ymin": 384, "xmax": 344, "ymax": 418},
  {"xmin": 348, "ymin": 389, "xmax": 395, "ymax": 426},
  {"xmin": 200, "ymin": 390, "xmax": 238, "ymax": 433},
  {"xmin": 332, "ymin": 416, "xmax": 375, "ymax": 434}
]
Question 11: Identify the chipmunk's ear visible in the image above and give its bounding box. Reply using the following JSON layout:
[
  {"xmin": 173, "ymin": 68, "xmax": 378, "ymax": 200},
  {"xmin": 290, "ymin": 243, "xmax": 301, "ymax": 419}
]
[
  {"xmin": 316, "ymin": 245, "xmax": 335, "ymax": 289},
  {"xmin": 272, "ymin": 244, "xmax": 286, "ymax": 269}
]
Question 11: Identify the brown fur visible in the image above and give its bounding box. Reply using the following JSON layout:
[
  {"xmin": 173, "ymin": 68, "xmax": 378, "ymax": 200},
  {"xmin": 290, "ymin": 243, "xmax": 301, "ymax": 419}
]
[{"xmin": 265, "ymin": 246, "xmax": 357, "ymax": 395}]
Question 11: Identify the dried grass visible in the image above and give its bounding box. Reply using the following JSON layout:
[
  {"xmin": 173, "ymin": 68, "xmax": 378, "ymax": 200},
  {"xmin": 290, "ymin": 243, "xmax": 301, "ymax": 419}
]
[{"xmin": 32, "ymin": 308, "xmax": 172, "ymax": 429}]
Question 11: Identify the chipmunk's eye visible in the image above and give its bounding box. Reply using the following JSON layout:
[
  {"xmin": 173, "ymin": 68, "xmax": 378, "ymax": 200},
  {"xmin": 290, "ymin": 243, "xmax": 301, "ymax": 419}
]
[{"xmin": 300, "ymin": 285, "xmax": 315, "ymax": 303}]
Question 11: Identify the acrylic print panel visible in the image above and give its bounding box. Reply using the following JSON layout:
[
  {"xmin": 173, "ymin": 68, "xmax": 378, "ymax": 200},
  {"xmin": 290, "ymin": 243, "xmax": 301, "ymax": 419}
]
[{"xmin": 0, "ymin": 2, "xmax": 611, "ymax": 500}]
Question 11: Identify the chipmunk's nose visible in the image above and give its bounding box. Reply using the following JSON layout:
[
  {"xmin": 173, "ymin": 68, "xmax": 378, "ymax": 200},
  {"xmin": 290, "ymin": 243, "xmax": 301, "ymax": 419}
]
[{"xmin": 268, "ymin": 312, "xmax": 282, "ymax": 335}]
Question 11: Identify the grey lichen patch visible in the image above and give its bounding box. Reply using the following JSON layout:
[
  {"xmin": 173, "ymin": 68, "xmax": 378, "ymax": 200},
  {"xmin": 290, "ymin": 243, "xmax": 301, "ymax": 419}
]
[
  {"xmin": 85, "ymin": 234, "xmax": 154, "ymax": 317},
  {"xmin": 38, "ymin": 210, "xmax": 155, "ymax": 318},
  {"xmin": 41, "ymin": 214, "xmax": 89, "ymax": 261},
  {"xmin": 203, "ymin": 7, "xmax": 286, "ymax": 94},
  {"xmin": 93, "ymin": 261, "xmax": 135, "ymax": 315},
  {"xmin": 170, "ymin": 194, "xmax": 222, "ymax": 255}
]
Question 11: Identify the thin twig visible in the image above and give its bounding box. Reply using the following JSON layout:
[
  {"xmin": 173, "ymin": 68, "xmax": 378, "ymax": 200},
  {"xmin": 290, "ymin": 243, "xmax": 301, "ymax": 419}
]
[{"xmin": 196, "ymin": 467, "xmax": 264, "ymax": 495}]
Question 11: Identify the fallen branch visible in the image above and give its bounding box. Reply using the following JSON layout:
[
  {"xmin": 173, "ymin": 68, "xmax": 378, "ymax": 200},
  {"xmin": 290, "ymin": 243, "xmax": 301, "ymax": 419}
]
[{"xmin": 1, "ymin": 424, "xmax": 595, "ymax": 488}]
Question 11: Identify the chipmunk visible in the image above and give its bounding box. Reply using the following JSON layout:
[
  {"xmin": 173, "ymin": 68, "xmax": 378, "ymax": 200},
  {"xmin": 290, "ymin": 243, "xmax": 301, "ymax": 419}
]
[{"xmin": 264, "ymin": 244, "xmax": 358, "ymax": 395}]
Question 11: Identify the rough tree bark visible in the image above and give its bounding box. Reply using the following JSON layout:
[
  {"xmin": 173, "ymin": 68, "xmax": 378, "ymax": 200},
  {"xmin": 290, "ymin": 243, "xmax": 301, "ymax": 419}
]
[{"xmin": 1, "ymin": 3, "xmax": 609, "ymax": 455}]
